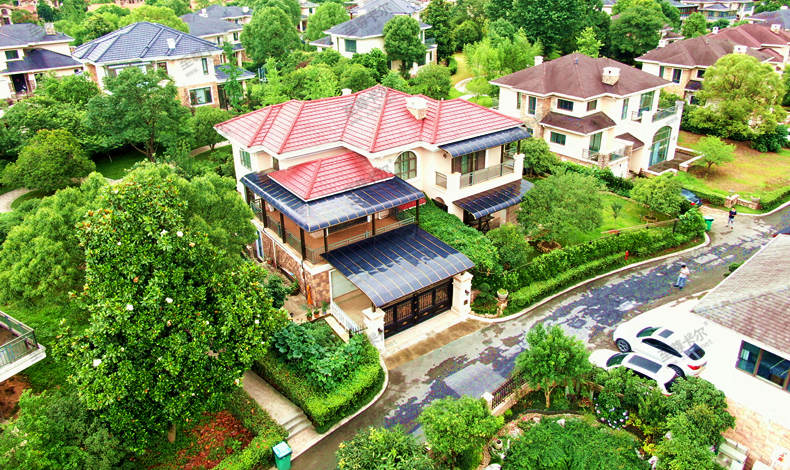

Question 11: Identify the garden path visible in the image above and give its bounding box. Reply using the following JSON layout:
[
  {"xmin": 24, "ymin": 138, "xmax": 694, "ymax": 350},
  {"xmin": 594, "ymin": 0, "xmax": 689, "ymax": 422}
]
[
  {"xmin": 292, "ymin": 204, "xmax": 790, "ymax": 469},
  {"xmin": 0, "ymin": 188, "xmax": 30, "ymax": 213}
]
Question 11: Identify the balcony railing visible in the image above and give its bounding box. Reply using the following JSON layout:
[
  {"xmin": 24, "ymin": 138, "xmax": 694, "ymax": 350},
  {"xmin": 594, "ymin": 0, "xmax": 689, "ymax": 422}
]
[
  {"xmin": 459, "ymin": 159, "xmax": 515, "ymax": 188},
  {"xmin": 652, "ymin": 105, "xmax": 678, "ymax": 122},
  {"xmin": 581, "ymin": 149, "xmax": 601, "ymax": 162},
  {"xmin": 330, "ymin": 302, "xmax": 364, "ymax": 336},
  {"xmin": 1, "ymin": 312, "xmax": 41, "ymax": 373}
]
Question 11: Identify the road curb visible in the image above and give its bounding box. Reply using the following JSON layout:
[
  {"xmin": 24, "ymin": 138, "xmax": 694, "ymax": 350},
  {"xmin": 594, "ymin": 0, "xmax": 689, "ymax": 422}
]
[{"xmin": 464, "ymin": 233, "xmax": 711, "ymax": 324}]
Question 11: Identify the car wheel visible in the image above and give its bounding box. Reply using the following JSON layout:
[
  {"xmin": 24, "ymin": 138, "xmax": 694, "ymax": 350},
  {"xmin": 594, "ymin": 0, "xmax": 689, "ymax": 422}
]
[
  {"xmin": 615, "ymin": 339, "xmax": 631, "ymax": 352},
  {"xmin": 668, "ymin": 364, "xmax": 686, "ymax": 378}
]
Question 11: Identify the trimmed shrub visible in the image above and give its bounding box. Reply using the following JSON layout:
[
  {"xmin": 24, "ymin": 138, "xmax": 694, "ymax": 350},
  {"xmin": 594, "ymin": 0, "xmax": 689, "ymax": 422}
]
[
  {"xmin": 214, "ymin": 388, "xmax": 288, "ymax": 470},
  {"xmin": 556, "ymin": 161, "xmax": 633, "ymax": 197},
  {"xmin": 760, "ymin": 186, "xmax": 790, "ymax": 210},
  {"xmin": 253, "ymin": 335, "xmax": 385, "ymax": 433}
]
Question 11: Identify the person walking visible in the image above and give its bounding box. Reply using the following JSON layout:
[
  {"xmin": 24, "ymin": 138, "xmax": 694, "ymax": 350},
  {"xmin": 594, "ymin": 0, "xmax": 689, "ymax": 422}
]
[
  {"xmin": 727, "ymin": 208, "xmax": 737, "ymax": 229},
  {"xmin": 674, "ymin": 264, "xmax": 691, "ymax": 290}
]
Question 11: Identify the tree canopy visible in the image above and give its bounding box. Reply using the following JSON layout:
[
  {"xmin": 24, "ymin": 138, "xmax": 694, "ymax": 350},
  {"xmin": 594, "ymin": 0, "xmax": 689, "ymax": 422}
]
[
  {"xmin": 119, "ymin": 5, "xmax": 189, "ymax": 31},
  {"xmin": 575, "ymin": 26, "xmax": 603, "ymax": 58},
  {"xmin": 287, "ymin": 64, "xmax": 339, "ymax": 99},
  {"xmin": 682, "ymin": 12, "xmax": 708, "ymax": 38},
  {"xmin": 521, "ymin": 138, "xmax": 559, "ymax": 176},
  {"xmin": 694, "ymin": 136, "xmax": 735, "ymax": 175},
  {"xmin": 421, "ymin": 0, "xmax": 455, "ymax": 61},
  {"xmin": 383, "ymin": 16, "xmax": 427, "ymax": 77},
  {"xmin": 305, "ymin": 2, "xmax": 349, "ymax": 41},
  {"xmin": 192, "ymin": 107, "xmax": 232, "ymax": 151},
  {"xmin": 630, "ymin": 173, "xmax": 684, "ymax": 216},
  {"xmin": 242, "ymin": 6, "xmax": 301, "ymax": 65},
  {"xmin": 336, "ymin": 426, "xmax": 434, "ymax": 470},
  {"xmin": 339, "ymin": 63, "xmax": 376, "ymax": 93},
  {"xmin": 510, "ymin": 0, "xmax": 586, "ymax": 54},
  {"xmin": 409, "ymin": 64, "xmax": 452, "ymax": 99},
  {"xmin": 609, "ymin": 6, "xmax": 665, "ymax": 63}
]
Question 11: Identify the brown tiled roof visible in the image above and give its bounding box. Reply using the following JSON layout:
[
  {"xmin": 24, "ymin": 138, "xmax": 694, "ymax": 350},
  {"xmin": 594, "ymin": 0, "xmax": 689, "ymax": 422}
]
[
  {"xmin": 712, "ymin": 23, "xmax": 790, "ymax": 47},
  {"xmin": 615, "ymin": 132, "xmax": 644, "ymax": 149},
  {"xmin": 490, "ymin": 53, "xmax": 668, "ymax": 99},
  {"xmin": 540, "ymin": 111, "xmax": 616, "ymax": 135},
  {"xmin": 693, "ymin": 235, "xmax": 790, "ymax": 354},
  {"xmin": 637, "ymin": 35, "xmax": 775, "ymax": 67}
]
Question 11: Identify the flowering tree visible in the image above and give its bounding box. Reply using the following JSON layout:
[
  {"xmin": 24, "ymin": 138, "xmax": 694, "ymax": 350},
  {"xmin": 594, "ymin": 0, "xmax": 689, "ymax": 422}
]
[{"xmin": 61, "ymin": 167, "xmax": 288, "ymax": 450}]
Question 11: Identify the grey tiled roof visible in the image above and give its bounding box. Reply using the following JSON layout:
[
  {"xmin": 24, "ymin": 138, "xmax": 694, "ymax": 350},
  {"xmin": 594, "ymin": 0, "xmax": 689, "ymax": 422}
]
[
  {"xmin": 181, "ymin": 13, "xmax": 242, "ymax": 37},
  {"xmin": 327, "ymin": 9, "xmax": 430, "ymax": 38},
  {"xmin": 1, "ymin": 48, "xmax": 82, "ymax": 74},
  {"xmin": 201, "ymin": 4, "xmax": 252, "ymax": 19},
  {"xmin": 310, "ymin": 35, "xmax": 333, "ymax": 47},
  {"xmin": 0, "ymin": 23, "xmax": 72, "ymax": 48},
  {"xmin": 72, "ymin": 22, "xmax": 221, "ymax": 64},
  {"xmin": 748, "ymin": 9, "xmax": 790, "ymax": 30},
  {"xmin": 693, "ymin": 235, "xmax": 790, "ymax": 354},
  {"xmin": 351, "ymin": 0, "xmax": 423, "ymax": 15},
  {"xmin": 216, "ymin": 64, "xmax": 255, "ymax": 82}
]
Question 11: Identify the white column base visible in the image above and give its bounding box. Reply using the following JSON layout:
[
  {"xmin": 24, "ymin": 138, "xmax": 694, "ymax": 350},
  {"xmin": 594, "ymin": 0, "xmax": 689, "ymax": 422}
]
[
  {"xmin": 362, "ymin": 307, "xmax": 386, "ymax": 354},
  {"xmin": 451, "ymin": 271, "xmax": 473, "ymax": 316}
]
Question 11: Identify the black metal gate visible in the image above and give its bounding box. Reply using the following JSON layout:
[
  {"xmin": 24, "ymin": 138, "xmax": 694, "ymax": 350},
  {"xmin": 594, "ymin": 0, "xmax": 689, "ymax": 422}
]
[{"xmin": 382, "ymin": 281, "xmax": 452, "ymax": 336}]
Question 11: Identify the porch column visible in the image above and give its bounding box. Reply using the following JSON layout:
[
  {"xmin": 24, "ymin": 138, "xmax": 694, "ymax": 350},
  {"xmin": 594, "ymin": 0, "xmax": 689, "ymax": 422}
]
[
  {"xmin": 323, "ymin": 228, "xmax": 329, "ymax": 253},
  {"xmin": 371, "ymin": 215, "xmax": 376, "ymax": 236},
  {"xmin": 415, "ymin": 201, "xmax": 420, "ymax": 223},
  {"xmin": 451, "ymin": 271, "xmax": 473, "ymax": 316},
  {"xmin": 299, "ymin": 228, "xmax": 306, "ymax": 259},
  {"xmin": 279, "ymin": 212, "xmax": 286, "ymax": 243},
  {"xmin": 362, "ymin": 306, "xmax": 386, "ymax": 353}
]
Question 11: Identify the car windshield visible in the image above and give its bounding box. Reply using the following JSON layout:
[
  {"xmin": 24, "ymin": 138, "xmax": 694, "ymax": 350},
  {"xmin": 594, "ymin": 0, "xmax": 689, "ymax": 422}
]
[
  {"xmin": 665, "ymin": 375, "xmax": 680, "ymax": 393},
  {"xmin": 685, "ymin": 343, "xmax": 705, "ymax": 360},
  {"xmin": 606, "ymin": 353, "xmax": 628, "ymax": 367},
  {"xmin": 637, "ymin": 327, "xmax": 659, "ymax": 338}
]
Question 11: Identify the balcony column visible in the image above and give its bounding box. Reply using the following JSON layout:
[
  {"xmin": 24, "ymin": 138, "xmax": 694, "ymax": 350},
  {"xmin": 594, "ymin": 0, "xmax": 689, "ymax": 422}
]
[
  {"xmin": 451, "ymin": 271, "xmax": 473, "ymax": 316},
  {"xmin": 362, "ymin": 306, "xmax": 386, "ymax": 353},
  {"xmin": 323, "ymin": 228, "xmax": 329, "ymax": 253},
  {"xmin": 513, "ymin": 153, "xmax": 525, "ymax": 175},
  {"xmin": 371, "ymin": 215, "xmax": 376, "ymax": 236}
]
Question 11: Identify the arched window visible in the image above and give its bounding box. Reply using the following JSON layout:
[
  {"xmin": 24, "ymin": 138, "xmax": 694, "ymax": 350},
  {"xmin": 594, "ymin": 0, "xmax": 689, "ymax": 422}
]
[
  {"xmin": 395, "ymin": 151, "xmax": 417, "ymax": 180},
  {"xmin": 649, "ymin": 126, "xmax": 672, "ymax": 166}
]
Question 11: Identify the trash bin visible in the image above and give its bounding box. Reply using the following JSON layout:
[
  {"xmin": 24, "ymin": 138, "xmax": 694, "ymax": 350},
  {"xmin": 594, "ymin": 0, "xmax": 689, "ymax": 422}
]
[
  {"xmin": 272, "ymin": 441, "xmax": 292, "ymax": 470},
  {"xmin": 704, "ymin": 216, "xmax": 714, "ymax": 231}
]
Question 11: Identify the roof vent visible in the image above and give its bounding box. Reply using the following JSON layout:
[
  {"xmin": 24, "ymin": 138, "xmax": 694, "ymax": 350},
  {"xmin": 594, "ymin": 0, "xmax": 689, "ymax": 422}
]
[
  {"xmin": 771, "ymin": 23, "xmax": 782, "ymax": 33},
  {"xmin": 405, "ymin": 96, "xmax": 428, "ymax": 120},
  {"xmin": 167, "ymin": 38, "xmax": 176, "ymax": 50},
  {"xmin": 199, "ymin": 8, "xmax": 207, "ymax": 16},
  {"xmin": 44, "ymin": 22, "xmax": 55, "ymax": 35},
  {"xmin": 712, "ymin": 26, "xmax": 719, "ymax": 34},
  {"xmin": 602, "ymin": 66, "xmax": 620, "ymax": 86},
  {"xmin": 658, "ymin": 38, "xmax": 668, "ymax": 48},
  {"xmin": 733, "ymin": 44, "xmax": 747, "ymax": 54},
  {"xmin": 534, "ymin": 55, "xmax": 543, "ymax": 66},
  {"xmin": 341, "ymin": 88, "xmax": 352, "ymax": 96},
  {"xmin": 242, "ymin": 6, "xmax": 249, "ymax": 12}
]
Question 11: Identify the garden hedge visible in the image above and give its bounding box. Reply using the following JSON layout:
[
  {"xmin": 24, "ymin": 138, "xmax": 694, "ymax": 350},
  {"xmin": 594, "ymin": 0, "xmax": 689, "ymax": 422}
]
[
  {"xmin": 557, "ymin": 162, "xmax": 634, "ymax": 197},
  {"xmin": 214, "ymin": 388, "xmax": 288, "ymax": 470},
  {"xmin": 253, "ymin": 336, "xmax": 385, "ymax": 433},
  {"xmin": 761, "ymin": 186, "xmax": 790, "ymax": 211}
]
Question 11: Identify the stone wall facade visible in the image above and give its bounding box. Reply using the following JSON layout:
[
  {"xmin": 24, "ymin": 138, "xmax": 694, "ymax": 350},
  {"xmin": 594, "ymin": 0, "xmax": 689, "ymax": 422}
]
[
  {"xmin": 724, "ymin": 398, "xmax": 790, "ymax": 469},
  {"xmin": 258, "ymin": 228, "xmax": 331, "ymax": 306}
]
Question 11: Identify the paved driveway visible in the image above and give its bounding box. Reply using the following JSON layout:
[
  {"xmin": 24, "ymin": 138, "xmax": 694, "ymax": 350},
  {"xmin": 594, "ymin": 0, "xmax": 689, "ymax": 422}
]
[{"xmin": 293, "ymin": 206, "xmax": 790, "ymax": 468}]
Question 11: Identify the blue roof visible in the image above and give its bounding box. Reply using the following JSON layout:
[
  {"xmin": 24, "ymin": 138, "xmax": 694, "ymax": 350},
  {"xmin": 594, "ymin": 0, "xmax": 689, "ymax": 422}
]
[
  {"xmin": 2, "ymin": 48, "xmax": 81, "ymax": 74},
  {"xmin": 439, "ymin": 127, "xmax": 531, "ymax": 157},
  {"xmin": 72, "ymin": 22, "xmax": 221, "ymax": 64},
  {"xmin": 216, "ymin": 64, "xmax": 255, "ymax": 82},
  {"xmin": 454, "ymin": 179, "xmax": 533, "ymax": 219},
  {"xmin": 0, "ymin": 23, "xmax": 72, "ymax": 48},
  {"xmin": 327, "ymin": 9, "xmax": 430, "ymax": 38},
  {"xmin": 201, "ymin": 4, "xmax": 253, "ymax": 19},
  {"xmin": 181, "ymin": 13, "xmax": 243, "ymax": 37},
  {"xmin": 323, "ymin": 225, "xmax": 474, "ymax": 307},
  {"xmin": 241, "ymin": 173, "xmax": 424, "ymax": 232}
]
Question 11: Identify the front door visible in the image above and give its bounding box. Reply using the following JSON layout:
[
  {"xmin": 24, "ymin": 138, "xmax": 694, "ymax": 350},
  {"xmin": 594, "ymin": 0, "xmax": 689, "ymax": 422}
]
[
  {"xmin": 11, "ymin": 74, "xmax": 27, "ymax": 94},
  {"xmin": 382, "ymin": 281, "xmax": 453, "ymax": 336}
]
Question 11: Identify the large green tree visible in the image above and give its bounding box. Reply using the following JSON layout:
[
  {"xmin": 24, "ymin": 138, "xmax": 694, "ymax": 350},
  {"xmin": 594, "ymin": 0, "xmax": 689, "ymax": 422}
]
[
  {"xmin": 336, "ymin": 426, "xmax": 434, "ymax": 470},
  {"xmin": 630, "ymin": 173, "xmax": 684, "ymax": 216},
  {"xmin": 242, "ymin": 7, "xmax": 301, "ymax": 65},
  {"xmin": 144, "ymin": 0, "xmax": 191, "ymax": 16},
  {"xmin": 305, "ymin": 2, "xmax": 349, "ymax": 41},
  {"xmin": 418, "ymin": 396, "xmax": 503, "ymax": 467},
  {"xmin": 421, "ymin": 0, "xmax": 455, "ymax": 61},
  {"xmin": 681, "ymin": 12, "xmax": 708, "ymax": 38},
  {"xmin": 694, "ymin": 136, "xmax": 735, "ymax": 175},
  {"xmin": 575, "ymin": 26, "xmax": 603, "ymax": 58},
  {"xmin": 518, "ymin": 172, "xmax": 603, "ymax": 243},
  {"xmin": 383, "ymin": 15, "xmax": 427, "ymax": 77},
  {"xmin": 62, "ymin": 166, "xmax": 288, "ymax": 450},
  {"xmin": 486, "ymin": 224, "xmax": 532, "ymax": 270},
  {"xmin": 464, "ymin": 31, "xmax": 542, "ymax": 84},
  {"xmin": 2, "ymin": 129, "xmax": 95, "ymax": 193},
  {"xmin": 609, "ymin": 6, "xmax": 665, "ymax": 63},
  {"xmin": 192, "ymin": 106, "xmax": 232, "ymax": 151},
  {"xmin": 339, "ymin": 63, "xmax": 376, "ymax": 93},
  {"xmin": 119, "ymin": 5, "xmax": 189, "ymax": 31},
  {"xmin": 85, "ymin": 68, "xmax": 192, "ymax": 161},
  {"xmin": 521, "ymin": 138, "xmax": 559, "ymax": 176},
  {"xmin": 287, "ymin": 64, "xmax": 339, "ymax": 99},
  {"xmin": 349, "ymin": 48, "xmax": 389, "ymax": 81},
  {"xmin": 514, "ymin": 324, "xmax": 591, "ymax": 408},
  {"xmin": 510, "ymin": 0, "xmax": 586, "ymax": 53},
  {"xmin": 250, "ymin": 0, "xmax": 301, "ymax": 25},
  {"xmin": 691, "ymin": 53, "xmax": 787, "ymax": 139},
  {"xmin": 37, "ymin": 74, "xmax": 100, "ymax": 106},
  {"xmin": 409, "ymin": 64, "xmax": 452, "ymax": 99},
  {"xmin": 249, "ymin": 58, "xmax": 290, "ymax": 106}
]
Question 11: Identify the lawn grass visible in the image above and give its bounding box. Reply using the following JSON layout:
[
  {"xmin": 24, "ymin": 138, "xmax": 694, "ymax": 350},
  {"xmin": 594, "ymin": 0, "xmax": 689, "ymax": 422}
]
[
  {"xmin": 561, "ymin": 192, "xmax": 665, "ymax": 246},
  {"xmin": 451, "ymin": 52, "xmax": 473, "ymax": 85},
  {"xmin": 676, "ymin": 131, "xmax": 790, "ymax": 200},
  {"xmin": 449, "ymin": 87, "xmax": 463, "ymax": 99},
  {"xmin": 93, "ymin": 148, "xmax": 147, "ymax": 180},
  {"xmin": 9, "ymin": 189, "xmax": 47, "ymax": 210}
]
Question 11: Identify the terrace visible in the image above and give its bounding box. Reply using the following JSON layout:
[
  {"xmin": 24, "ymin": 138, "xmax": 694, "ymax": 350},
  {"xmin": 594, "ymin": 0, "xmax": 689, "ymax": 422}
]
[{"xmin": 0, "ymin": 311, "xmax": 46, "ymax": 383}]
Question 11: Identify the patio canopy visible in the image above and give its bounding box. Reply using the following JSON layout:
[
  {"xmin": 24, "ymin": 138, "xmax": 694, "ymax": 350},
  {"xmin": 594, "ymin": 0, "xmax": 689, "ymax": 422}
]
[
  {"xmin": 322, "ymin": 226, "xmax": 474, "ymax": 307},
  {"xmin": 454, "ymin": 179, "xmax": 534, "ymax": 219},
  {"xmin": 241, "ymin": 172, "xmax": 423, "ymax": 232},
  {"xmin": 439, "ymin": 127, "xmax": 531, "ymax": 157}
]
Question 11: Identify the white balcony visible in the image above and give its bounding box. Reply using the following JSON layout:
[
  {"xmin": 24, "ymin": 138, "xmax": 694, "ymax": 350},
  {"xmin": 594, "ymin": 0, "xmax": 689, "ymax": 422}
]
[{"xmin": 435, "ymin": 153, "xmax": 525, "ymax": 201}]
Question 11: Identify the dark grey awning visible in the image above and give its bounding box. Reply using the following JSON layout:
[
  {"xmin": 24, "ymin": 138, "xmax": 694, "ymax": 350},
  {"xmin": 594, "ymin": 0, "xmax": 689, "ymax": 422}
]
[
  {"xmin": 439, "ymin": 127, "xmax": 531, "ymax": 157},
  {"xmin": 454, "ymin": 179, "xmax": 533, "ymax": 219}
]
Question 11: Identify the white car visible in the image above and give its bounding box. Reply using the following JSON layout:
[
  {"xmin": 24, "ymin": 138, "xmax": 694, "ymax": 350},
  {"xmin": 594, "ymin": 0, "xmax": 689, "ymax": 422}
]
[
  {"xmin": 612, "ymin": 324, "xmax": 707, "ymax": 378},
  {"xmin": 590, "ymin": 349, "xmax": 680, "ymax": 395}
]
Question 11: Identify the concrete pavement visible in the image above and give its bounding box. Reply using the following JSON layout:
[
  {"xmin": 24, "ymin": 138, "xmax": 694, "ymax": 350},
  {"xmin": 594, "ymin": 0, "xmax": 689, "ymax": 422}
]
[{"xmin": 292, "ymin": 206, "xmax": 790, "ymax": 469}]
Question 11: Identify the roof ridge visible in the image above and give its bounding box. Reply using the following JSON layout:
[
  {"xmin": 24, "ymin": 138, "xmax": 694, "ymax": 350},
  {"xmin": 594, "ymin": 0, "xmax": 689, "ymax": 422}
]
[
  {"xmin": 247, "ymin": 105, "xmax": 277, "ymax": 147},
  {"xmin": 141, "ymin": 24, "xmax": 165, "ymax": 58},
  {"xmin": 278, "ymin": 101, "xmax": 306, "ymax": 154},
  {"xmin": 429, "ymin": 98, "xmax": 442, "ymax": 143},
  {"xmin": 92, "ymin": 25, "xmax": 129, "ymax": 62},
  {"xmin": 305, "ymin": 157, "xmax": 321, "ymax": 199},
  {"xmin": 369, "ymin": 86, "xmax": 389, "ymax": 152},
  {"xmin": 340, "ymin": 92, "xmax": 360, "ymax": 143}
]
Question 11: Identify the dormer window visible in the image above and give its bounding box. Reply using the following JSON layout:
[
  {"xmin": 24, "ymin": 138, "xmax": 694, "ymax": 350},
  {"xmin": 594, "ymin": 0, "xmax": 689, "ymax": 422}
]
[
  {"xmin": 557, "ymin": 99, "xmax": 573, "ymax": 111},
  {"xmin": 5, "ymin": 50, "xmax": 19, "ymax": 61}
]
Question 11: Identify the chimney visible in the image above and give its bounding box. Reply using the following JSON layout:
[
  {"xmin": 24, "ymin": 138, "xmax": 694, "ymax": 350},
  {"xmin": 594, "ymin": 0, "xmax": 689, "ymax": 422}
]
[
  {"xmin": 534, "ymin": 55, "xmax": 543, "ymax": 66},
  {"xmin": 658, "ymin": 38, "xmax": 668, "ymax": 48},
  {"xmin": 341, "ymin": 88, "xmax": 352, "ymax": 96},
  {"xmin": 712, "ymin": 26, "xmax": 719, "ymax": 34},
  {"xmin": 199, "ymin": 8, "xmax": 207, "ymax": 17},
  {"xmin": 771, "ymin": 23, "xmax": 782, "ymax": 33},
  {"xmin": 44, "ymin": 22, "xmax": 55, "ymax": 35},
  {"xmin": 602, "ymin": 66, "xmax": 620, "ymax": 86},
  {"xmin": 405, "ymin": 96, "xmax": 428, "ymax": 120},
  {"xmin": 733, "ymin": 44, "xmax": 747, "ymax": 54},
  {"xmin": 166, "ymin": 38, "xmax": 176, "ymax": 50}
]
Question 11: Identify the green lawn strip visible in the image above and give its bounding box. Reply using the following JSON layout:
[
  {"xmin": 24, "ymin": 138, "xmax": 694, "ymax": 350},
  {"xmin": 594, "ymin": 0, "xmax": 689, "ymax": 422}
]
[
  {"xmin": 560, "ymin": 193, "xmax": 668, "ymax": 246},
  {"xmin": 449, "ymin": 88, "xmax": 463, "ymax": 99},
  {"xmin": 9, "ymin": 189, "xmax": 47, "ymax": 210},
  {"xmin": 93, "ymin": 149, "xmax": 147, "ymax": 179},
  {"xmin": 450, "ymin": 52, "xmax": 473, "ymax": 85},
  {"xmin": 192, "ymin": 146, "xmax": 233, "ymax": 175}
]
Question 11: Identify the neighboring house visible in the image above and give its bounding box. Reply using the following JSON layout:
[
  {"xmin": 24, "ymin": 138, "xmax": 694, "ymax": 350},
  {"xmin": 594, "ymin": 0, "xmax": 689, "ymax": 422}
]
[
  {"xmin": 73, "ymin": 22, "xmax": 253, "ymax": 109},
  {"xmin": 350, "ymin": 0, "xmax": 423, "ymax": 17},
  {"xmin": 310, "ymin": 5, "xmax": 437, "ymax": 75},
  {"xmin": 672, "ymin": 0, "xmax": 699, "ymax": 19},
  {"xmin": 298, "ymin": 0, "xmax": 318, "ymax": 32},
  {"xmin": 87, "ymin": 0, "xmax": 145, "ymax": 11},
  {"xmin": 681, "ymin": 0, "xmax": 754, "ymax": 20},
  {"xmin": 181, "ymin": 11, "xmax": 246, "ymax": 65},
  {"xmin": 197, "ymin": 4, "xmax": 253, "ymax": 25},
  {"xmin": 747, "ymin": 5, "xmax": 790, "ymax": 30},
  {"xmin": 637, "ymin": 24, "xmax": 790, "ymax": 101},
  {"xmin": 491, "ymin": 53, "xmax": 683, "ymax": 178},
  {"xmin": 0, "ymin": 22, "xmax": 83, "ymax": 101},
  {"xmin": 687, "ymin": 234, "xmax": 790, "ymax": 470},
  {"xmin": 0, "ymin": 310, "xmax": 46, "ymax": 383},
  {"xmin": 214, "ymin": 85, "xmax": 532, "ymax": 346},
  {"xmin": 602, "ymin": 0, "xmax": 616, "ymax": 15}
]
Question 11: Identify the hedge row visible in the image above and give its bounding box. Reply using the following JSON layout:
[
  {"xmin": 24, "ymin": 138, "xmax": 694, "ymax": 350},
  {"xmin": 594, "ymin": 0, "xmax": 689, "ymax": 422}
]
[
  {"xmin": 761, "ymin": 186, "xmax": 790, "ymax": 211},
  {"xmin": 214, "ymin": 388, "xmax": 288, "ymax": 470},
  {"xmin": 253, "ymin": 336, "xmax": 385, "ymax": 433},
  {"xmin": 504, "ymin": 229, "xmax": 701, "ymax": 315},
  {"xmin": 558, "ymin": 162, "xmax": 634, "ymax": 197}
]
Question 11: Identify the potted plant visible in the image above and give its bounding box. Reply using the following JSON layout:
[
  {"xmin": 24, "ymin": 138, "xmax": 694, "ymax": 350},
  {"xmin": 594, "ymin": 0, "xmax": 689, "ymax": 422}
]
[{"xmin": 497, "ymin": 288, "xmax": 508, "ymax": 301}]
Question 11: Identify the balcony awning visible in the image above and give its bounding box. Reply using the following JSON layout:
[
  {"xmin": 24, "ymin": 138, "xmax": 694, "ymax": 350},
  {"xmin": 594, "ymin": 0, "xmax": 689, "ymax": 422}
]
[
  {"xmin": 322, "ymin": 226, "xmax": 474, "ymax": 307},
  {"xmin": 454, "ymin": 179, "xmax": 533, "ymax": 219},
  {"xmin": 439, "ymin": 127, "xmax": 531, "ymax": 157},
  {"xmin": 241, "ymin": 173, "xmax": 423, "ymax": 232}
]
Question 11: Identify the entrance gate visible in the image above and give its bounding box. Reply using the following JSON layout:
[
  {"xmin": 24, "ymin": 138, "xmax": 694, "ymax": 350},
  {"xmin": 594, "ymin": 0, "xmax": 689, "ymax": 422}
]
[{"xmin": 382, "ymin": 281, "xmax": 452, "ymax": 336}]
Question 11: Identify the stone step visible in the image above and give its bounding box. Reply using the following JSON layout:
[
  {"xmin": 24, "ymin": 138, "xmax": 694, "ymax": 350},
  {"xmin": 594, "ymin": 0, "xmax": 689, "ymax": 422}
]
[
  {"xmin": 323, "ymin": 314, "xmax": 350, "ymax": 343},
  {"xmin": 287, "ymin": 419, "xmax": 313, "ymax": 439}
]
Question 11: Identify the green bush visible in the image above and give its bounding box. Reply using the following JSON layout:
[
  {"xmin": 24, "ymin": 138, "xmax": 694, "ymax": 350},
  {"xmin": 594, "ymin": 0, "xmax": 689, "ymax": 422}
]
[
  {"xmin": 556, "ymin": 161, "xmax": 633, "ymax": 197},
  {"xmin": 448, "ymin": 56, "xmax": 458, "ymax": 75},
  {"xmin": 760, "ymin": 186, "xmax": 790, "ymax": 210},
  {"xmin": 253, "ymin": 335, "xmax": 385, "ymax": 433},
  {"xmin": 214, "ymin": 388, "xmax": 288, "ymax": 470}
]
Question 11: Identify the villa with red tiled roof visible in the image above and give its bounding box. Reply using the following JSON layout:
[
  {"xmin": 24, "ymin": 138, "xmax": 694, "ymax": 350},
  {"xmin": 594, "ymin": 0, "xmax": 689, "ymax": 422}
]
[{"xmin": 215, "ymin": 85, "xmax": 531, "ymax": 349}]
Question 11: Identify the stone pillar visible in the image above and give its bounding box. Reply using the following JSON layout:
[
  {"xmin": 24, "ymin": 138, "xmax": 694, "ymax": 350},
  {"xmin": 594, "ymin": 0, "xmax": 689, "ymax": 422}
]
[
  {"xmin": 598, "ymin": 151, "xmax": 610, "ymax": 169},
  {"xmin": 451, "ymin": 271, "xmax": 473, "ymax": 316},
  {"xmin": 482, "ymin": 392, "xmax": 494, "ymax": 411},
  {"xmin": 725, "ymin": 194, "xmax": 739, "ymax": 209},
  {"xmin": 362, "ymin": 306, "xmax": 386, "ymax": 353},
  {"xmin": 512, "ymin": 153, "xmax": 525, "ymax": 175}
]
